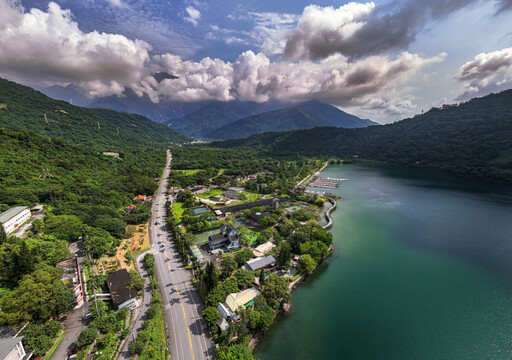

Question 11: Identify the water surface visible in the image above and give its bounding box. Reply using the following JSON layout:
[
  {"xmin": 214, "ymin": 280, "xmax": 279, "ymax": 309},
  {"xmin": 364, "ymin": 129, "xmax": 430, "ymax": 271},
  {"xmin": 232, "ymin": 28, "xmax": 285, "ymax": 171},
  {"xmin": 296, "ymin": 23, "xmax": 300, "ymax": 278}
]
[{"xmin": 256, "ymin": 163, "xmax": 512, "ymax": 360}]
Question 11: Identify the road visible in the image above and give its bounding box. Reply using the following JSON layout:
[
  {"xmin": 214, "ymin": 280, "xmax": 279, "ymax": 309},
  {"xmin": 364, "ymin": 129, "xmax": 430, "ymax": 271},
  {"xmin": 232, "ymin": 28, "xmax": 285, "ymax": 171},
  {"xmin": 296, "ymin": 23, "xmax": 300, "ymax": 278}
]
[
  {"xmin": 50, "ymin": 302, "xmax": 91, "ymax": 360},
  {"xmin": 117, "ymin": 251, "xmax": 152, "ymax": 360},
  {"xmin": 150, "ymin": 150, "xmax": 214, "ymax": 360}
]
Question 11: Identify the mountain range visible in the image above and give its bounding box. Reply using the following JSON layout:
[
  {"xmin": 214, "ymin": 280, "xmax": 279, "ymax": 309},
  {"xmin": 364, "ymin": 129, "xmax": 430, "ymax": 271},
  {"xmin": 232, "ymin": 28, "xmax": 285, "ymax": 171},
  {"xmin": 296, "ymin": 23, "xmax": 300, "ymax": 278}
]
[
  {"xmin": 213, "ymin": 90, "xmax": 512, "ymax": 184},
  {"xmin": 205, "ymin": 100, "xmax": 377, "ymax": 140},
  {"xmin": 38, "ymin": 83, "xmax": 377, "ymax": 140},
  {"xmin": 0, "ymin": 78, "xmax": 190, "ymax": 149}
]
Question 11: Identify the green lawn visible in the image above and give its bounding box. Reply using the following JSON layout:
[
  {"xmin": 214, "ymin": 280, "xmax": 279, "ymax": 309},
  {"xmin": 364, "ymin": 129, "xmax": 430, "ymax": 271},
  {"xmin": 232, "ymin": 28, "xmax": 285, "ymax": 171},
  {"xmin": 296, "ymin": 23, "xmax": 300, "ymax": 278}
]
[
  {"xmin": 172, "ymin": 202, "xmax": 185, "ymax": 221},
  {"xmin": 198, "ymin": 189, "xmax": 223, "ymax": 199},
  {"xmin": 172, "ymin": 169, "xmax": 201, "ymax": 175}
]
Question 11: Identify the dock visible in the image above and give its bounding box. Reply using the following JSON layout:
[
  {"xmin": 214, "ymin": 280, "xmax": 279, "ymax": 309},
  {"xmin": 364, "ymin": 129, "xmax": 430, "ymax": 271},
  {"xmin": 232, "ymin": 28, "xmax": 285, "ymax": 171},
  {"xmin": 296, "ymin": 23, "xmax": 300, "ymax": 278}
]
[{"xmin": 308, "ymin": 176, "xmax": 348, "ymax": 189}]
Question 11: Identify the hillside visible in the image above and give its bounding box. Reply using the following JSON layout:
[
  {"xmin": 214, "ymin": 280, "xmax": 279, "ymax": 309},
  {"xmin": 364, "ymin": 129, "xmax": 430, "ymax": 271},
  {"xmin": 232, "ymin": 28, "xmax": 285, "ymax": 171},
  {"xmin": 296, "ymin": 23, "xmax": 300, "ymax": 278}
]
[
  {"xmin": 165, "ymin": 100, "xmax": 289, "ymax": 138},
  {"xmin": 0, "ymin": 78, "xmax": 190, "ymax": 148},
  {"xmin": 213, "ymin": 90, "xmax": 512, "ymax": 184},
  {"xmin": 206, "ymin": 100, "xmax": 377, "ymax": 140}
]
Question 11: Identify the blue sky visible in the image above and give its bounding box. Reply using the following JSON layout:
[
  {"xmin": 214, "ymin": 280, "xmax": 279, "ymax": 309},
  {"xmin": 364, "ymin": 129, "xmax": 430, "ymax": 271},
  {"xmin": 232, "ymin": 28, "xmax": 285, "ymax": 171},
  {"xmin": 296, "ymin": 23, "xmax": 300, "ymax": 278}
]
[{"xmin": 2, "ymin": 0, "xmax": 512, "ymax": 122}]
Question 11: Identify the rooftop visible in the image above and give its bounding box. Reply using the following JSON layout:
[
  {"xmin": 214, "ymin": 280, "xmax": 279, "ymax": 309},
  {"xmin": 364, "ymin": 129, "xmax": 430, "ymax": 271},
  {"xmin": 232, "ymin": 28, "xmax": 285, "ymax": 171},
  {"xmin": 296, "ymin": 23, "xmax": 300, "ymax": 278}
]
[
  {"xmin": 107, "ymin": 269, "xmax": 138, "ymax": 306},
  {"xmin": 0, "ymin": 336, "xmax": 23, "ymax": 360},
  {"xmin": 0, "ymin": 206, "xmax": 29, "ymax": 224},
  {"xmin": 246, "ymin": 255, "xmax": 276, "ymax": 271}
]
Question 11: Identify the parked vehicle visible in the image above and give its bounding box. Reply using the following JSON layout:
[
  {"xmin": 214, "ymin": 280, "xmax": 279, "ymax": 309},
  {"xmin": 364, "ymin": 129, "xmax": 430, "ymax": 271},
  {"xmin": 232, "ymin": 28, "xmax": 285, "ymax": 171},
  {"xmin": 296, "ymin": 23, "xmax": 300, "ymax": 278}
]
[
  {"xmin": 68, "ymin": 343, "xmax": 78, "ymax": 355},
  {"xmin": 83, "ymin": 312, "xmax": 93, "ymax": 320}
]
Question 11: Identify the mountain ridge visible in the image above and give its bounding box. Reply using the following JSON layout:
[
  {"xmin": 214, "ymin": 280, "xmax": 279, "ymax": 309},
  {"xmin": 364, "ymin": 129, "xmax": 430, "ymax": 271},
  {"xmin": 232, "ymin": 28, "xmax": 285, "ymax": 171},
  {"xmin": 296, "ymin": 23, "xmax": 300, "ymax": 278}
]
[{"xmin": 206, "ymin": 100, "xmax": 378, "ymax": 140}]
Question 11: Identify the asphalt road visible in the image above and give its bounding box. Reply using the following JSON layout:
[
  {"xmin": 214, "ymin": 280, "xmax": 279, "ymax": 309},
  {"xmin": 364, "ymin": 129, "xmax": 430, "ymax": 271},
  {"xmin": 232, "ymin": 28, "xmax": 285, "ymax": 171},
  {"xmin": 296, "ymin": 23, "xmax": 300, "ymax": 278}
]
[
  {"xmin": 50, "ymin": 302, "xmax": 91, "ymax": 360},
  {"xmin": 117, "ymin": 251, "xmax": 152, "ymax": 360},
  {"xmin": 150, "ymin": 150, "xmax": 214, "ymax": 360}
]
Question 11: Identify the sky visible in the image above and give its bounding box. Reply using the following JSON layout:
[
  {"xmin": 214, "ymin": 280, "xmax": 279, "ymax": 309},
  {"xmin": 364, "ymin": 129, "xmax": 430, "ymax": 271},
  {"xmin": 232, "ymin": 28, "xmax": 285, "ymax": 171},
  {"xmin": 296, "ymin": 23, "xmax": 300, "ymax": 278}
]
[{"xmin": 0, "ymin": 0, "xmax": 511, "ymax": 123}]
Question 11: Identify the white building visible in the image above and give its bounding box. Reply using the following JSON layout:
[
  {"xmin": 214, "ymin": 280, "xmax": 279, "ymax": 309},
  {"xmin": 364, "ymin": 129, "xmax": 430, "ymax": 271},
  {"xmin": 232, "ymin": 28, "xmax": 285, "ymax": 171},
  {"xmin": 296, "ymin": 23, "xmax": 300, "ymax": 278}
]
[
  {"xmin": 0, "ymin": 336, "xmax": 30, "ymax": 360},
  {"xmin": 0, "ymin": 207, "xmax": 31, "ymax": 235}
]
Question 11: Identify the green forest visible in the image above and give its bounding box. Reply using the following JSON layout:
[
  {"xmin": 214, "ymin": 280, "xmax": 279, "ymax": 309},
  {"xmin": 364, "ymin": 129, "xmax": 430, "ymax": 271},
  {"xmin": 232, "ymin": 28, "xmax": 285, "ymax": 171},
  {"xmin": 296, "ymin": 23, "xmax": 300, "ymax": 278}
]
[
  {"xmin": 0, "ymin": 77, "xmax": 190, "ymax": 148},
  {"xmin": 213, "ymin": 89, "xmax": 512, "ymax": 184}
]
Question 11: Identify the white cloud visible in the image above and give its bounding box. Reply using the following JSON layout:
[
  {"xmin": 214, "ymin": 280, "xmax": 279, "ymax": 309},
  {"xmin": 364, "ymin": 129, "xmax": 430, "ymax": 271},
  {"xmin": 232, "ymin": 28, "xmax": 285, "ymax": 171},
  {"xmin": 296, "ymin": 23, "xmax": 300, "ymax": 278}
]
[
  {"xmin": 184, "ymin": 6, "xmax": 201, "ymax": 26},
  {"xmin": 0, "ymin": 1, "xmax": 445, "ymax": 119},
  {"xmin": 0, "ymin": 1, "xmax": 152, "ymax": 97},
  {"xmin": 456, "ymin": 47, "xmax": 512, "ymax": 100},
  {"xmin": 247, "ymin": 12, "xmax": 299, "ymax": 55},
  {"xmin": 105, "ymin": 0, "xmax": 127, "ymax": 8}
]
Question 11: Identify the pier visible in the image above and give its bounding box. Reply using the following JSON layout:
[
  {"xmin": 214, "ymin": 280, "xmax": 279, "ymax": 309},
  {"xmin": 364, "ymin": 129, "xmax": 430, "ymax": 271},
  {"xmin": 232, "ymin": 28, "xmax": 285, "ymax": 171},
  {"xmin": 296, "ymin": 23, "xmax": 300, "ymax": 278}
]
[{"xmin": 309, "ymin": 176, "xmax": 349, "ymax": 189}]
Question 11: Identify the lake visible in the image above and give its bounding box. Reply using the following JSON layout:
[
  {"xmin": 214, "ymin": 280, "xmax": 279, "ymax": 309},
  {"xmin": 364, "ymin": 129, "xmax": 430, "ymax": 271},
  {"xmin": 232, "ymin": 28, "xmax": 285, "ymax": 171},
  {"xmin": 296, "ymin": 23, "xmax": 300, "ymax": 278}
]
[{"xmin": 255, "ymin": 163, "xmax": 512, "ymax": 360}]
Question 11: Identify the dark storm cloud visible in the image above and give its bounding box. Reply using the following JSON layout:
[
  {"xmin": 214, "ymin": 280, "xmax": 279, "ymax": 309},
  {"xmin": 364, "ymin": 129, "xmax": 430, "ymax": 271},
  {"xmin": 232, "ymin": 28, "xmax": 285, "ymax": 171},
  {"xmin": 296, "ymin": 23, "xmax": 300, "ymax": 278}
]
[{"xmin": 284, "ymin": 0, "xmax": 493, "ymax": 60}]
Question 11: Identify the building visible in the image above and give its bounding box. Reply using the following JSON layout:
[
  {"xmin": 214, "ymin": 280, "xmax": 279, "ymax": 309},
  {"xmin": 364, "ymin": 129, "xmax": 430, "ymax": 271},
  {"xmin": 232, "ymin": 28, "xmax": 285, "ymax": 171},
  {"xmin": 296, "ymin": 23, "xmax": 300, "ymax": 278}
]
[
  {"xmin": 0, "ymin": 207, "xmax": 31, "ymax": 235},
  {"xmin": 56, "ymin": 256, "xmax": 84, "ymax": 306},
  {"xmin": 225, "ymin": 288, "xmax": 261, "ymax": 313},
  {"xmin": 208, "ymin": 224, "xmax": 240, "ymax": 251},
  {"xmin": 133, "ymin": 195, "xmax": 147, "ymax": 202},
  {"xmin": 218, "ymin": 318, "xmax": 229, "ymax": 331},
  {"xmin": 107, "ymin": 269, "xmax": 139, "ymax": 309},
  {"xmin": 227, "ymin": 187, "xmax": 245, "ymax": 193},
  {"xmin": 217, "ymin": 302, "xmax": 231, "ymax": 320},
  {"xmin": 0, "ymin": 337, "xmax": 31, "ymax": 360},
  {"xmin": 253, "ymin": 241, "xmax": 275, "ymax": 257},
  {"xmin": 245, "ymin": 256, "xmax": 276, "ymax": 271}
]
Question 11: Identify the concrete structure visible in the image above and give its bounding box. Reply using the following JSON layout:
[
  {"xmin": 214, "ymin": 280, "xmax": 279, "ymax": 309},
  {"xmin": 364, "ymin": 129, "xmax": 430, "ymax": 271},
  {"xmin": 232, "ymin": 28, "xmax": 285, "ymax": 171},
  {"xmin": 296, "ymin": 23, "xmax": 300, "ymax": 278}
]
[
  {"xmin": 217, "ymin": 303, "xmax": 231, "ymax": 320},
  {"xmin": 0, "ymin": 207, "xmax": 30, "ymax": 235},
  {"xmin": 208, "ymin": 224, "xmax": 239, "ymax": 251},
  {"xmin": 218, "ymin": 318, "xmax": 229, "ymax": 331},
  {"xmin": 56, "ymin": 256, "xmax": 84, "ymax": 306},
  {"xmin": 0, "ymin": 336, "xmax": 31, "ymax": 360},
  {"xmin": 253, "ymin": 241, "xmax": 275, "ymax": 257},
  {"xmin": 226, "ymin": 288, "xmax": 261, "ymax": 313},
  {"xmin": 106, "ymin": 269, "xmax": 138, "ymax": 309},
  {"xmin": 245, "ymin": 256, "xmax": 276, "ymax": 271}
]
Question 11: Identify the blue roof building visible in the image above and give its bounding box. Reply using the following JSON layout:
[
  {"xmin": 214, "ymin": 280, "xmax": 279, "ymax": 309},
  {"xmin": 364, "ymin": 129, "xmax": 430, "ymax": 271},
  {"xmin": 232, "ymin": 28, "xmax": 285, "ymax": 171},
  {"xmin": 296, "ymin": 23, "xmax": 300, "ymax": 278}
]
[{"xmin": 208, "ymin": 224, "xmax": 240, "ymax": 251}]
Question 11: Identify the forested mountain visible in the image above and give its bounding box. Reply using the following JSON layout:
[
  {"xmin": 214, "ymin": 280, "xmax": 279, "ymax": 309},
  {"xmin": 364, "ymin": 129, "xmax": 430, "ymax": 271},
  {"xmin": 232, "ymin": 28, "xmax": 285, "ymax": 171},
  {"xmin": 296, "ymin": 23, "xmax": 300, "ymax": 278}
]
[
  {"xmin": 165, "ymin": 100, "xmax": 290, "ymax": 138},
  {"xmin": 207, "ymin": 100, "xmax": 377, "ymax": 140},
  {"xmin": 213, "ymin": 90, "xmax": 512, "ymax": 184},
  {"xmin": 0, "ymin": 78, "xmax": 190, "ymax": 148}
]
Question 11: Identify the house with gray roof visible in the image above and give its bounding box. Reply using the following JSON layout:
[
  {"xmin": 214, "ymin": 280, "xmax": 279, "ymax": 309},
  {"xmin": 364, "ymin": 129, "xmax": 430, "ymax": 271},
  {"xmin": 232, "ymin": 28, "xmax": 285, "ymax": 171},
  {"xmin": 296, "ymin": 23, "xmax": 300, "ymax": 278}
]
[
  {"xmin": 0, "ymin": 336, "xmax": 31, "ymax": 360},
  {"xmin": 245, "ymin": 255, "xmax": 276, "ymax": 271}
]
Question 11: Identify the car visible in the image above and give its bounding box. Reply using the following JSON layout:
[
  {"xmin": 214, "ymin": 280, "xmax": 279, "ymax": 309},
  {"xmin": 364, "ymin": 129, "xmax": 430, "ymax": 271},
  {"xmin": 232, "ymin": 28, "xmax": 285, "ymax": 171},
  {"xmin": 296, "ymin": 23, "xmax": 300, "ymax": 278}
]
[
  {"xmin": 67, "ymin": 354, "xmax": 77, "ymax": 360},
  {"xmin": 68, "ymin": 343, "xmax": 78, "ymax": 355},
  {"xmin": 83, "ymin": 312, "xmax": 92, "ymax": 320}
]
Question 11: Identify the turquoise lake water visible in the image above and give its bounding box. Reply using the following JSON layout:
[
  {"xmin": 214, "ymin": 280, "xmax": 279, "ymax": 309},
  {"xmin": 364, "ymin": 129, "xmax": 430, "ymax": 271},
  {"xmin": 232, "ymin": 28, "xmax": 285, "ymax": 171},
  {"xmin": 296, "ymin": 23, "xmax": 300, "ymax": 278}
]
[{"xmin": 256, "ymin": 163, "xmax": 512, "ymax": 360}]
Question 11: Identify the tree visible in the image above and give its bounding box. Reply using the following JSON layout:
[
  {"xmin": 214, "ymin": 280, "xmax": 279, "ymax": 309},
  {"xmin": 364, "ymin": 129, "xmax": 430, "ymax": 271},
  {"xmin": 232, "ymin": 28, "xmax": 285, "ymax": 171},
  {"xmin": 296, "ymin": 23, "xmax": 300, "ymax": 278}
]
[
  {"xmin": 83, "ymin": 226, "xmax": 115, "ymax": 258},
  {"xmin": 276, "ymin": 242, "xmax": 292, "ymax": 268},
  {"xmin": 43, "ymin": 215, "xmax": 83, "ymax": 242},
  {"xmin": 0, "ymin": 264, "xmax": 74, "ymax": 324},
  {"xmin": 298, "ymin": 254, "xmax": 316, "ymax": 275},
  {"xmin": 204, "ymin": 261, "xmax": 219, "ymax": 292},
  {"xmin": 129, "ymin": 270, "xmax": 145, "ymax": 291},
  {"xmin": 259, "ymin": 306, "xmax": 275, "ymax": 332},
  {"xmin": 233, "ymin": 269, "xmax": 254, "ymax": 289},
  {"xmin": 216, "ymin": 344, "xmax": 255, "ymax": 360},
  {"xmin": 253, "ymin": 295, "xmax": 267, "ymax": 312},
  {"xmin": 202, "ymin": 306, "xmax": 221, "ymax": 333},
  {"xmin": 221, "ymin": 257, "xmax": 238, "ymax": 279},
  {"xmin": 262, "ymin": 274, "xmax": 288, "ymax": 302},
  {"xmin": 76, "ymin": 326, "xmax": 98, "ymax": 349},
  {"xmin": 234, "ymin": 249, "xmax": 254, "ymax": 266},
  {"xmin": 289, "ymin": 231, "xmax": 309, "ymax": 253},
  {"xmin": 300, "ymin": 241, "xmax": 328, "ymax": 262},
  {"xmin": 0, "ymin": 225, "xmax": 6, "ymax": 244},
  {"xmin": 259, "ymin": 269, "xmax": 265, "ymax": 285}
]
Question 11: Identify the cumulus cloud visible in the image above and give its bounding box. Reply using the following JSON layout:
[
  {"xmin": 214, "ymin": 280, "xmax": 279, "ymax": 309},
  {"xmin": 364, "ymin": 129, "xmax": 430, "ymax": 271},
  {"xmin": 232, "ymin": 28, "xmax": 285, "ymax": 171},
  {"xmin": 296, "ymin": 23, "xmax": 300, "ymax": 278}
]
[
  {"xmin": 247, "ymin": 12, "xmax": 299, "ymax": 56},
  {"xmin": 184, "ymin": 6, "xmax": 201, "ymax": 26},
  {"xmin": 284, "ymin": 0, "xmax": 484, "ymax": 60},
  {"xmin": 0, "ymin": 1, "xmax": 151, "ymax": 97},
  {"xmin": 0, "ymin": 0, "xmax": 444, "ymax": 118},
  {"xmin": 456, "ymin": 47, "xmax": 512, "ymax": 100}
]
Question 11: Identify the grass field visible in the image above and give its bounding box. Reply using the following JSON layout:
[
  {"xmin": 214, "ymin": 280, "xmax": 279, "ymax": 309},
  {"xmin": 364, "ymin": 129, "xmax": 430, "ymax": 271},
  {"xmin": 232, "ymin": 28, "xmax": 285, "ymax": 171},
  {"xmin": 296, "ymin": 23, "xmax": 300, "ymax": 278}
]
[
  {"xmin": 172, "ymin": 169, "xmax": 201, "ymax": 175},
  {"xmin": 198, "ymin": 189, "xmax": 223, "ymax": 199},
  {"xmin": 173, "ymin": 202, "xmax": 185, "ymax": 221}
]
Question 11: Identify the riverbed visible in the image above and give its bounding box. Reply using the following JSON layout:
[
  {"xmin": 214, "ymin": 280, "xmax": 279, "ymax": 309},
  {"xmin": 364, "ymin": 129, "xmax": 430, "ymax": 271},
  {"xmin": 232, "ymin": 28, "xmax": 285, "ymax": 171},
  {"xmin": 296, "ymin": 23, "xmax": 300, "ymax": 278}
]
[{"xmin": 256, "ymin": 163, "xmax": 512, "ymax": 360}]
